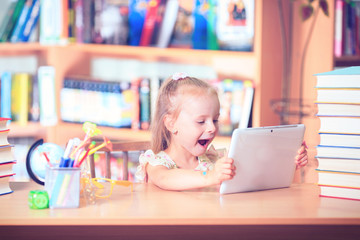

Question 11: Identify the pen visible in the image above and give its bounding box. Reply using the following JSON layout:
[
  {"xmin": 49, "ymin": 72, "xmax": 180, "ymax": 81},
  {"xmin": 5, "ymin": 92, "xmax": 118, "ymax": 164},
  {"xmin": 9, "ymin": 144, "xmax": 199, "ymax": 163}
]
[{"xmin": 60, "ymin": 139, "xmax": 75, "ymax": 167}]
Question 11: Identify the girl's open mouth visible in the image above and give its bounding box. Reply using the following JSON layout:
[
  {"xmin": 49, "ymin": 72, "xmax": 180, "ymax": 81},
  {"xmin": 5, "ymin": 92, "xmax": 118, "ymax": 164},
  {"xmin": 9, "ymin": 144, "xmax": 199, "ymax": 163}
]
[{"xmin": 198, "ymin": 139, "xmax": 209, "ymax": 146}]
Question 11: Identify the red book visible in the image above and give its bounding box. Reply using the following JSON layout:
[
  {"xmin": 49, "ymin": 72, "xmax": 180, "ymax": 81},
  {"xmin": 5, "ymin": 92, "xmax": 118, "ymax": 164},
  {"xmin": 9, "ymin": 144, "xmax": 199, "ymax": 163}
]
[{"xmin": 140, "ymin": 0, "xmax": 160, "ymax": 46}]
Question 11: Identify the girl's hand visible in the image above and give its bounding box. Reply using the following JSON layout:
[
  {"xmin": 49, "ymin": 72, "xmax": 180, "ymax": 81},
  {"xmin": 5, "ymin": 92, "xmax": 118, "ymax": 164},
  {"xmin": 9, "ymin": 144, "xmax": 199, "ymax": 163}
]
[
  {"xmin": 209, "ymin": 157, "xmax": 236, "ymax": 185},
  {"xmin": 295, "ymin": 141, "xmax": 308, "ymax": 169}
]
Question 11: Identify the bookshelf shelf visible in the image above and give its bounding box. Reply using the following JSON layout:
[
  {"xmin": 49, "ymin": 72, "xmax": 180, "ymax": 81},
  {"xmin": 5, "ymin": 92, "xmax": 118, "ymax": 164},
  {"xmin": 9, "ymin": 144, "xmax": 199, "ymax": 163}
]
[
  {"xmin": 8, "ymin": 122, "xmax": 46, "ymax": 139},
  {"xmin": 58, "ymin": 44, "xmax": 257, "ymax": 79},
  {"xmin": 335, "ymin": 56, "xmax": 360, "ymax": 67},
  {"xmin": 68, "ymin": 43, "xmax": 255, "ymax": 58},
  {"xmin": 0, "ymin": 42, "xmax": 47, "ymax": 53}
]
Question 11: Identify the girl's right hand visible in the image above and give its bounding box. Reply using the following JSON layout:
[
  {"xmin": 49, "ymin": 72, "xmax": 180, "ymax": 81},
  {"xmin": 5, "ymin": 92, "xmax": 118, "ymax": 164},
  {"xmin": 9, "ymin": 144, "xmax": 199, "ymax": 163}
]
[{"xmin": 209, "ymin": 157, "xmax": 236, "ymax": 185}]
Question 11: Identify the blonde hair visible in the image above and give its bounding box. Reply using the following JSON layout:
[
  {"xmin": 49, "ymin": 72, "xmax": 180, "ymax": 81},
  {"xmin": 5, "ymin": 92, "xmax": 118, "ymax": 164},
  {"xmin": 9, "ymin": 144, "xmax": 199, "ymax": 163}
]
[{"xmin": 151, "ymin": 75, "xmax": 218, "ymax": 153}]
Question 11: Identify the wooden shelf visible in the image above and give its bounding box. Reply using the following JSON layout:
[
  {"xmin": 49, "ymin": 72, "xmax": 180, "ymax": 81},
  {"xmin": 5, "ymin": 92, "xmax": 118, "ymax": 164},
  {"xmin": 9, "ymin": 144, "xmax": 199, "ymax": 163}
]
[
  {"xmin": 67, "ymin": 43, "xmax": 254, "ymax": 58},
  {"xmin": 8, "ymin": 122, "xmax": 46, "ymax": 139},
  {"xmin": 335, "ymin": 55, "xmax": 360, "ymax": 67},
  {"xmin": 0, "ymin": 42, "xmax": 47, "ymax": 54}
]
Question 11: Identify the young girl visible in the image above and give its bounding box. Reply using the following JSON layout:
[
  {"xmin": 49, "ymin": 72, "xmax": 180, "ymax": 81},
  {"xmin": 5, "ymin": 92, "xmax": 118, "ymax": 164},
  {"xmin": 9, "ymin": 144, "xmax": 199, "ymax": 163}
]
[{"xmin": 135, "ymin": 73, "xmax": 308, "ymax": 190}]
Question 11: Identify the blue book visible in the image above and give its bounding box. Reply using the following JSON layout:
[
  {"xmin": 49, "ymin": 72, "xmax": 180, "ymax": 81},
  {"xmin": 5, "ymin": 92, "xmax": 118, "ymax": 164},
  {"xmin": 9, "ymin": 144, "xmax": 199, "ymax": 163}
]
[
  {"xmin": 19, "ymin": 0, "xmax": 40, "ymax": 42},
  {"xmin": 0, "ymin": 72, "xmax": 12, "ymax": 120},
  {"xmin": 207, "ymin": 0, "xmax": 218, "ymax": 50},
  {"xmin": 139, "ymin": 78, "xmax": 150, "ymax": 130},
  {"xmin": 192, "ymin": 0, "xmax": 208, "ymax": 49},
  {"xmin": 315, "ymin": 66, "xmax": 360, "ymax": 76},
  {"xmin": 314, "ymin": 66, "xmax": 360, "ymax": 90},
  {"xmin": 10, "ymin": 0, "xmax": 33, "ymax": 42},
  {"xmin": 128, "ymin": 0, "xmax": 148, "ymax": 46}
]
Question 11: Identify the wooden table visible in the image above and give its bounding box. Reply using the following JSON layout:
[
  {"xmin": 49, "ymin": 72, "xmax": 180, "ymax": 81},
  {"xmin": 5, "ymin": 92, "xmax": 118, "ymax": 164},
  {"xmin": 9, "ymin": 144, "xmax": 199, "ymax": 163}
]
[{"xmin": 0, "ymin": 182, "xmax": 359, "ymax": 240}]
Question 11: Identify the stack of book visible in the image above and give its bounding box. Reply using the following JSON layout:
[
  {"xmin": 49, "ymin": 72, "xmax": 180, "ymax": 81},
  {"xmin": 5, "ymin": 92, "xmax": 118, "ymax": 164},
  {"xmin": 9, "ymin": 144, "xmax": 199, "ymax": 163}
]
[
  {"xmin": 315, "ymin": 66, "xmax": 360, "ymax": 201},
  {"xmin": 0, "ymin": 117, "xmax": 16, "ymax": 196}
]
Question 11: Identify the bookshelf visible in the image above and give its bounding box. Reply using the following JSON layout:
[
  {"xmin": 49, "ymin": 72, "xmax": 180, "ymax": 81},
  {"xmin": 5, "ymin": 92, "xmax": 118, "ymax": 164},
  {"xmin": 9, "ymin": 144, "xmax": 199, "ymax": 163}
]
[{"xmin": 3, "ymin": 0, "xmax": 286, "ymax": 148}]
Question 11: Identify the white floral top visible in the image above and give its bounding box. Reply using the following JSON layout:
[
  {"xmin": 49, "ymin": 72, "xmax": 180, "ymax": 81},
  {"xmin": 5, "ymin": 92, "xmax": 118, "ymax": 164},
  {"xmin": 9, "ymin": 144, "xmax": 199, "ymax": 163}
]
[{"xmin": 135, "ymin": 145, "xmax": 226, "ymax": 183}]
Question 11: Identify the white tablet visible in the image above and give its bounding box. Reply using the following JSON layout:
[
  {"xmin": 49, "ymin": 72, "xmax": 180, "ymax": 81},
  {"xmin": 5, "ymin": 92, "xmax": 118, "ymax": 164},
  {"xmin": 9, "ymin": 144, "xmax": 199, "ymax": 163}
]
[{"xmin": 220, "ymin": 124, "xmax": 305, "ymax": 194}]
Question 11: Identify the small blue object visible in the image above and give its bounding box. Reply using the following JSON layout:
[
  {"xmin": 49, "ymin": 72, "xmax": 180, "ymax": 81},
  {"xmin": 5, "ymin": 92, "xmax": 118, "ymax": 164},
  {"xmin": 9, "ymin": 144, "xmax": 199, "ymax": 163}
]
[
  {"xmin": 59, "ymin": 157, "xmax": 70, "ymax": 168},
  {"xmin": 69, "ymin": 159, "xmax": 75, "ymax": 168}
]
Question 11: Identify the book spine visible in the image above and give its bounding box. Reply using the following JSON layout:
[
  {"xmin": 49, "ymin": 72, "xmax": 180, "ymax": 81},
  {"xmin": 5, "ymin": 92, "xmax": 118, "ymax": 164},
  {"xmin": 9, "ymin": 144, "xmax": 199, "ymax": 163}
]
[
  {"xmin": 20, "ymin": 74, "xmax": 32, "ymax": 126},
  {"xmin": 334, "ymin": 0, "xmax": 344, "ymax": 57},
  {"xmin": 29, "ymin": 74, "xmax": 40, "ymax": 122},
  {"xmin": 61, "ymin": 78, "xmax": 74, "ymax": 123},
  {"xmin": 128, "ymin": 0, "xmax": 148, "ymax": 46},
  {"xmin": 82, "ymin": 0, "xmax": 94, "ymax": 43},
  {"xmin": 68, "ymin": 0, "xmax": 76, "ymax": 43},
  {"xmin": 92, "ymin": 0, "xmax": 104, "ymax": 44},
  {"xmin": 356, "ymin": 2, "xmax": 360, "ymax": 55},
  {"xmin": 0, "ymin": 2, "xmax": 17, "ymax": 42},
  {"xmin": 140, "ymin": 0, "xmax": 160, "ymax": 46},
  {"xmin": 207, "ymin": 0, "xmax": 218, "ymax": 50},
  {"xmin": 0, "ymin": 129, "xmax": 11, "ymax": 146},
  {"xmin": 118, "ymin": 81, "xmax": 133, "ymax": 128},
  {"xmin": 0, "ymin": 161, "xmax": 16, "ymax": 177},
  {"xmin": 60, "ymin": 0, "xmax": 69, "ymax": 43},
  {"xmin": 239, "ymin": 80, "xmax": 254, "ymax": 129},
  {"xmin": 19, "ymin": 0, "xmax": 40, "ymax": 42},
  {"xmin": 149, "ymin": 76, "xmax": 162, "ymax": 122},
  {"xmin": 140, "ymin": 78, "xmax": 150, "ymax": 130},
  {"xmin": 218, "ymin": 79, "xmax": 233, "ymax": 135},
  {"xmin": 11, "ymin": 73, "xmax": 31, "ymax": 125},
  {"xmin": 0, "ymin": 0, "xmax": 26, "ymax": 42},
  {"xmin": 40, "ymin": 0, "xmax": 62, "ymax": 44},
  {"xmin": 0, "ymin": 72, "xmax": 12, "ymax": 119},
  {"xmin": 156, "ymin": 0, "xmax": 178, "ymax": 48},
  {"xmin": 193, "ymin": 0, "xmax": 208, "ymax": 50},
  {"xmin": 149, "ymin": 0, "xmax": 166, "ymax": 45},
  {"xmin": 169, "ymin": 3, "xmax": 194, "ymax": 48},
  {"xmin": 131, "ymin": 78, "xmax": 140, "ymax": 130},
  {"xmin": 75, "ymin": 0, "xmax": 84, "ymax": 43},
  {"xmin": 38, "ymin": 66, "xmax": 58, "ymax": 126},
  {"xmin": 10, "ymin": 0, "xmax": 32, "ymax": 43}
]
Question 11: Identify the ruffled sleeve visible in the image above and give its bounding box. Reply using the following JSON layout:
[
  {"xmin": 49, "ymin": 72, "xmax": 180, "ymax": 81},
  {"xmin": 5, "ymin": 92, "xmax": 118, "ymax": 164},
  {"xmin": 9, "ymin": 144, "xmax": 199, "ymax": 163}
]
[{"xmin": 135, "ymin": 150, "xmax": 177, "ymax": 182}]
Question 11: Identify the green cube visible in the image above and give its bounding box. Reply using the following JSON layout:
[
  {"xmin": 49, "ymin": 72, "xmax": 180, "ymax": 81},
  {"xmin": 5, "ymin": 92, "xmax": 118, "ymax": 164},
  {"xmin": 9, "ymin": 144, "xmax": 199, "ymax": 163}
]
[{"xmin": 28, "ymin": 190, "xmax": 49, "ymax": 209}]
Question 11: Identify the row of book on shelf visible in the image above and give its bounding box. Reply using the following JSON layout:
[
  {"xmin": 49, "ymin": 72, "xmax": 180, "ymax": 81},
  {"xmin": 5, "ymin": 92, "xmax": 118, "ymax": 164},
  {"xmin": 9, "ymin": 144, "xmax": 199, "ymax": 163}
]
[
  {"xmin": 0, "ymin": 118, "xmax": 16, "ymax": 196},
  {"xmin": 315, "ymin": 66, "xmax": 360, "ymax": 201},
  {"xmin": 334, "ymin": 0, "xmax": 360, "ymax": 57},
  {"xmin": 0, "ymin": 66, "xmax": 57, "ymax": 127},
  {"xmin": 0, "ymin": 67, "xmax": 255, "ymax": 135},
  {"xmin": 0, "ymin": 0, "xmax": 255, "ymax": 51}
]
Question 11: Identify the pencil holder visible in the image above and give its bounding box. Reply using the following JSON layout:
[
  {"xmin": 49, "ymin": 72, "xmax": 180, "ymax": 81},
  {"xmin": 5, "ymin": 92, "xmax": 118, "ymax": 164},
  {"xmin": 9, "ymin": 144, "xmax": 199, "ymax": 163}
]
[{"xmin": 45, "ymin": 166, "xmax": 80, "ymax": 208}]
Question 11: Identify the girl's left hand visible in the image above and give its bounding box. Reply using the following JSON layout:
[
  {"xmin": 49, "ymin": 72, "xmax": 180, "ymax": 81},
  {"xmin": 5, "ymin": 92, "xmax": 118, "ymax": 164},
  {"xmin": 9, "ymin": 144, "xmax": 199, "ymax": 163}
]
[{"xmin": 295, "ymin": 141, "xmax": 308, "ymax": 169}]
